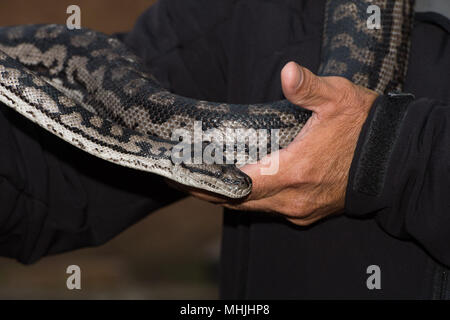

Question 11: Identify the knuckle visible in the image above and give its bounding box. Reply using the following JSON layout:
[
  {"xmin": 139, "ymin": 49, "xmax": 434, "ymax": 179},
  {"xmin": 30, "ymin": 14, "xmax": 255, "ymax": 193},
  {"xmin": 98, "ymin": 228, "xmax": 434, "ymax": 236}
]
[
  {"xmin": 298, "ymin": 70, "xmax": 320, "ymax": 101},
  {"xmin": 311, "ymin": 79, "xmax": 327, "ymax": 102},
  {"xmin": 306, "ymin": 74, "xmax": 320, "ymax": 96}
]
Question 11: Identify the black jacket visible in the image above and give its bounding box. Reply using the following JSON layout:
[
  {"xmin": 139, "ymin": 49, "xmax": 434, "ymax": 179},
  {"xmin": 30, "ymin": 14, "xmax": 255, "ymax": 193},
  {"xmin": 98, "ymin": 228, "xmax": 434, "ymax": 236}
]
[{"xmin": 0, "ymin": 0, "xmax": 449, "ymax": 299}]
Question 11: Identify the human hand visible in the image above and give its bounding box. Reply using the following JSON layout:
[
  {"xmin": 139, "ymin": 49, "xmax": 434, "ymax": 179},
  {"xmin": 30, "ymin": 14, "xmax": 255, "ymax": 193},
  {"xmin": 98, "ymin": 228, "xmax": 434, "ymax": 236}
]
[{"xmin": 173, "ymin": 61, "xmax": 378, "ymax": 226}]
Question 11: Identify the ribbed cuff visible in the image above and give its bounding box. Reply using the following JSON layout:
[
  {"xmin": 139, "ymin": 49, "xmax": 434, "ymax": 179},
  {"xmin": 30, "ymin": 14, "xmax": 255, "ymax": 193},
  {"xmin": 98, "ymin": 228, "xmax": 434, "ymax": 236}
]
[{"xmin": 346, "ymin": 93, "xmax": 415, "ymax": 216}]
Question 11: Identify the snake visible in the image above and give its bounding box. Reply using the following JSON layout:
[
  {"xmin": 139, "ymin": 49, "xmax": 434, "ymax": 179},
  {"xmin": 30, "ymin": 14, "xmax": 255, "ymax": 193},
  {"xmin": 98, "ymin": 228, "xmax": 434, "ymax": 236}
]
[{"xmin": 0, "ymin": 0, "xmax": 414, "ymax": 198}]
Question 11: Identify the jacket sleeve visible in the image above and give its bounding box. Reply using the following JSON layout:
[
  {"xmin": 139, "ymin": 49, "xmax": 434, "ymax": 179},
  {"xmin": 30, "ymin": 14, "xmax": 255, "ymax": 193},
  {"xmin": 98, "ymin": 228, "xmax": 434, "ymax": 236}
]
[
  {"xmin": 346, "ymin": 94, "xmax": 450, "ymax": 267},
  {"xmin": 0, "ymin": 2, "xmax": 203, "ymax": 264},
  {"xmin": 0, "ymin": 0, "xmax": 233, "ymax": 264},
  {"xmin": 0, "ymin": 104, "xmax": 185, "ymax": 264}
]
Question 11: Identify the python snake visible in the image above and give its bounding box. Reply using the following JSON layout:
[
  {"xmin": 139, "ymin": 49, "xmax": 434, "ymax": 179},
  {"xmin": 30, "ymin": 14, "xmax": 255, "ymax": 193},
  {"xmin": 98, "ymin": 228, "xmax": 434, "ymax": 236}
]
[{"xmin": 0, "ymin": 0, "xmax": 414, "ymax": 198}]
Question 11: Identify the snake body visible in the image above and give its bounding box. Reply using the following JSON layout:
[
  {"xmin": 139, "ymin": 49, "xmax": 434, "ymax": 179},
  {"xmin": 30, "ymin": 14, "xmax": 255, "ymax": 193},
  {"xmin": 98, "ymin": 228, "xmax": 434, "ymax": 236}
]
[{"xmin": 0, "ymin": 0, "xmax": 414, "ymax": 198}]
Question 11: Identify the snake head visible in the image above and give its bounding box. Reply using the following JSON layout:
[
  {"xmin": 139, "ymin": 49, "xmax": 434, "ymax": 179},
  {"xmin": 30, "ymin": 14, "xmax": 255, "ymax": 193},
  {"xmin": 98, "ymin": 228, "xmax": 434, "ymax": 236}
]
[{"xmin": 172, "ymin": 163, "xmax": 252, "ymax": 199}]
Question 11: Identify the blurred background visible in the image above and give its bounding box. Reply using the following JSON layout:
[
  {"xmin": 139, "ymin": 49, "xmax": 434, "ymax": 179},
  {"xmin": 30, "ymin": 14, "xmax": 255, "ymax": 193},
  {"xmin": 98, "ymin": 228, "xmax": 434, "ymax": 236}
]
[{"xmin": 0, "ymin": 0, "xmax": 223, "ymax": 299}]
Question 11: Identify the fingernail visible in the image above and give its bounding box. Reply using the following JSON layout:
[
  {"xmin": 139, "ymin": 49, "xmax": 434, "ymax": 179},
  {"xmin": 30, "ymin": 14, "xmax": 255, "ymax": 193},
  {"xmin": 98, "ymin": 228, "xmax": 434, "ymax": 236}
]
[
  {"xmin": 292, "ymin": 62, "xmax": 303, "ymax": 89},
  {"xmin": 283, "ymin": 61, "xmax": 303, "ymax": 90}
]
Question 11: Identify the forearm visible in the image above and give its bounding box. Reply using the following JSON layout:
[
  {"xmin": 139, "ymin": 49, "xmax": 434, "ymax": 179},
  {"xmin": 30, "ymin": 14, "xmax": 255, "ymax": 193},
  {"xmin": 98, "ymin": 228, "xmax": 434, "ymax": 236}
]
[
  {"xmin": 346, "ymin": 94, "xmax": 450, "ymax": 266},
  {"xmin": 0, "ymin": 106, "xmax": 183, "ymax": 264},
  {"xmin": 0, "ymin": 0, "xmax": 231, "ymax": 264}
]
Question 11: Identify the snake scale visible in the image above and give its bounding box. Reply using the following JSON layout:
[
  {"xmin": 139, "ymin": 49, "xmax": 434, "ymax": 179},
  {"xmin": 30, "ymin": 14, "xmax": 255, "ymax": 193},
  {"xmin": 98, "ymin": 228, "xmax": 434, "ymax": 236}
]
[{"xmin": 0, "ymin": 0, "xmax": 414, "ymax": 198}]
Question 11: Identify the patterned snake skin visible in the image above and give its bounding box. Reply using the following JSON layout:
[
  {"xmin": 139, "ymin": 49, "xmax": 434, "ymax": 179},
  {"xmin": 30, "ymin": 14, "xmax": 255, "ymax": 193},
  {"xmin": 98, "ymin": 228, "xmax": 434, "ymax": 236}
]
[{"xmin": 0, "ymin": 0, "xmax": 414, "ymax": 198}]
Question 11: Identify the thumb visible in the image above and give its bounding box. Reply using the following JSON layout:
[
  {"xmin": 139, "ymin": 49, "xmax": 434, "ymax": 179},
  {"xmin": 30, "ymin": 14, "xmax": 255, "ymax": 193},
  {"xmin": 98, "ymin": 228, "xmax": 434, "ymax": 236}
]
[{"xmin": 281, "ymin": 61, "xmax": 333, "ymax": 112}]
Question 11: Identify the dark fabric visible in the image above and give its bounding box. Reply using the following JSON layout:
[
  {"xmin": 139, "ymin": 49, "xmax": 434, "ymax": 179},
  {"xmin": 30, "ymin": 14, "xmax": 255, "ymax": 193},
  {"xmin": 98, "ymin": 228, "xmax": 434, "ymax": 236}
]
[
  {"xmin": 218, "ymin": 8, "xmax": 450, "ymax": 299},
  {"xmin": 125, "ymin": 1, "xmax": 450, "ymax": 299},
  {"xmin": 347, "ymin": 95, "xmax": 450, "ymax": 266},
  {"xmin": 0, "ymin": 98, "xmax": 184, "ymax": 264},
  {"xmin": 0, "ymin": 0, "xmax": 449, "ymax": 299},
  {"xmin": 351, "ymin": 94, "xmax": 415, "ymax": 196}
]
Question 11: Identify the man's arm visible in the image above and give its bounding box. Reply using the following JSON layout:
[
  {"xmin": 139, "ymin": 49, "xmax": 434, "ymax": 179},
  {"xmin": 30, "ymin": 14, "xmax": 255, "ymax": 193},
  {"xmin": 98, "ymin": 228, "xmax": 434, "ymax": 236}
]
[
  {"xmin": 347, "ymin": 95, "xmax": 450, "ymax": 266},
  {"xmin": 187, "ymin": 61, "xmax": 450, "ymax": 267},
  {"xmin": 0, "ymin": 105, "xmax": 184, "ymax": 264},
  {"xmin": 0, "ymin": 0, "xmax": 231, "ymax": 264}
]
